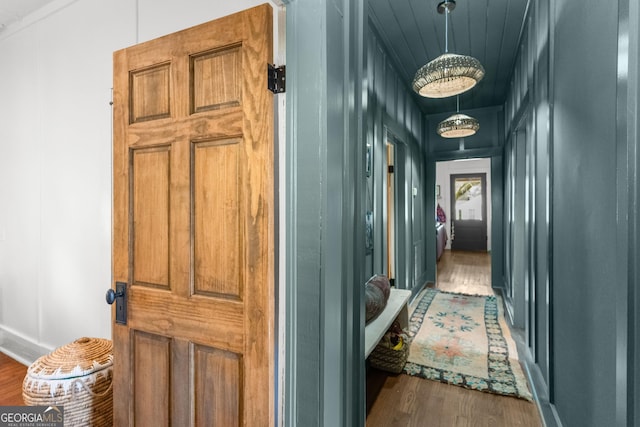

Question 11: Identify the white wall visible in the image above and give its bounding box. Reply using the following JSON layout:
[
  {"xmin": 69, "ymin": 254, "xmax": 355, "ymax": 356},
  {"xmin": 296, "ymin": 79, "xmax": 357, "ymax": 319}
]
[
  {"xmin": 435, "ymin": 158, "xmax": 492, "ymax": 251},
  {"xmin": 0, "ymin": 0, "xmax": 283, "ymax": 364}
]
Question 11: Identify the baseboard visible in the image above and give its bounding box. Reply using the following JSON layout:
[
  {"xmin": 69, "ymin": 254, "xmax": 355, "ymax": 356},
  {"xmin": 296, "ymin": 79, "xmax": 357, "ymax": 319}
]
[
  {"xmin": 511, "ymin": 326, "xmax": 564, "ymax": 427},
  {"xmin": 499, "ymin": 286, "xmax": 515, "ymax": 325},
  {"xmin": 547, "ymin": 404, "xmax": 565, "ymax": 427},
  {"xmin": 409, "ymin": 278, "xmax": 429, "ymax": 302},
  {"xmin": 0, "ymin": 326, "xmax": 52, "ymax": 366},
  {"xmin": 523, "ymin": 360, "xmax": 565, "ymax": 427}
]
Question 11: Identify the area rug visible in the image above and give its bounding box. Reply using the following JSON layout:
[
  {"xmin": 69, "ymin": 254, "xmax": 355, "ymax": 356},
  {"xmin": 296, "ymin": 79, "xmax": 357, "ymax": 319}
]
[{"xmin": 403, "ymin": 288, "xmax": 533, "ymax": 401}]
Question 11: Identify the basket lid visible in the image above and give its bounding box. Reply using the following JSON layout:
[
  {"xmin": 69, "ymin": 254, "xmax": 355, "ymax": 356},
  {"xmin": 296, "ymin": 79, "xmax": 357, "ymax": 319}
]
[{"xmin": 27, "ymin": 337, "xmax": 113, "ymax": 380}]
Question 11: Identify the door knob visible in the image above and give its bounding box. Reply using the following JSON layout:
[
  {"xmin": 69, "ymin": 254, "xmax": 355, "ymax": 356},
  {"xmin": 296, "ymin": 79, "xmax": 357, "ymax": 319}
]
[
  {"xmin": 105, "ymin": 288, "xmax": 123, "ymax": 305},
  {"xmin": 106, "ymin": 282, "xmax": 127, "ymax": 324}
]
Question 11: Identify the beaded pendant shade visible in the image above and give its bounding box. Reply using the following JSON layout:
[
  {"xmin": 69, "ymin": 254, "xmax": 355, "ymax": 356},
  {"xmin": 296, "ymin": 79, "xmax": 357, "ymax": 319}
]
[
  {"xmin": 437, "ymin": 95, "xmax": 479, "ymax": 138},
  {"xmin": 413, "ymin": 1, "xmax": 485, "ymax": 98},
  {"xmin": 437, "ymin": 113, "xmax": 480, "ymax": 138},
  {"xmin": 413, "ymin": 53, "xmax": 485, "ymax": 98}
]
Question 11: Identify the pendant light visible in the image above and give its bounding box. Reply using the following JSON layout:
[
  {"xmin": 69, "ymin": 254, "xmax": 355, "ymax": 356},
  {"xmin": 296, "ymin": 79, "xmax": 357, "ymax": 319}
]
[
  {"xmin": 413, "ymin": 0, "xmax": 485, "ymax": 98},
  {"xmin": 437, "ymin": 96, "xmax": 479, "ymax": 138}
]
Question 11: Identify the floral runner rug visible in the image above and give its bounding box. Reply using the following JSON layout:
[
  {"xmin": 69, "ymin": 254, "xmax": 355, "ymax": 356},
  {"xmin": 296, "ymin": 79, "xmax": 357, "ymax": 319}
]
[{"xmin": 403, "ymin": 288, "xmax": 533, "ymax": 401}]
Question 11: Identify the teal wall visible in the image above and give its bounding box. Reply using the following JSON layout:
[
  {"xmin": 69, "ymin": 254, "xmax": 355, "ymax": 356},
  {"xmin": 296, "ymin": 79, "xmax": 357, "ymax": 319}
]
[
  {"xmin": 285, "ymin": 3, "xmax": 430, "ymax": 425},
  {"xmin": 284, "ymin": 0, "xmax": 366, "ymax": 425},
  {"xmin": 502, "ymin": 0, "xmax": 639, "ymax": 425},
  {"xmin": 365, "ymin": 25, "xmax": 429, "ymax": 295},
  {"xmin": 552, "ymin": 1, "xmax": 617, "ymax": 424},
  {"xmin": 286, "ymin": 0, "xmax": 639, "ymax": 426}
]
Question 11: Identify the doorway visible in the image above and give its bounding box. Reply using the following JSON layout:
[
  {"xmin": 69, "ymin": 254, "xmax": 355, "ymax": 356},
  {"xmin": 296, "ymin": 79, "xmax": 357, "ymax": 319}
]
[
  {"xmin": 435, "ymin": 158, "xmax": 493, "ymax": 289},
  {"xmin": 384, "ymin": 132, "xmax": 412, "ymax": 291},
  {"xmin": 450, "ymin": 173, "xmax": 488, "ymax": 251},
  {"xmin": 386, "ymin": 142, "xmax": 396, "ymax": 286}
]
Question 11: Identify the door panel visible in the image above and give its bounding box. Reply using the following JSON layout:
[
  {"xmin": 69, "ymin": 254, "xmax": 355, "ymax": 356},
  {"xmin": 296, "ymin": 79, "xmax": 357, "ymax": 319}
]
[
  {"xmin": 450, "ymin": 173, "xmax": 487, "ymax": 251},
  {"xmin": 133, "ymin": 331, "xmax": 171, "ymax": 425},
  {"xmin": 193, "ymin": 138, "xmax": 243, "ymax": 299},
  {"xmin": 111, "ymin": 5, "xmax": 274, "ymax": 425},
  {"xmin": 132, "ymin": 147, "xmax": 170, "ymax": 288},
  {"xmin": 193, "ymin": 345, "xmax": 241, "ymax": 426}
]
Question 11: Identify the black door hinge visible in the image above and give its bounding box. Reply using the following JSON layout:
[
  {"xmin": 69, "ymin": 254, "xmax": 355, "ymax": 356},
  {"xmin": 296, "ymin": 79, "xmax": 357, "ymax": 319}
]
[
  {"xmin": 268, "ymin": 64, "xmax": 286, "ymax": 94},
  {"xmin": 388, "ymin": 165, "xmax": 394, "ymax": 173}
]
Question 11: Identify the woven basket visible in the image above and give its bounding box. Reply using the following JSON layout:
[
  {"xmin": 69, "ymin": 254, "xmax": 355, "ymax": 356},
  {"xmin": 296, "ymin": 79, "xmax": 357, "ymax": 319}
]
[
  {"xmin": 22, "ymin": 337, "xmax": 113, "ymax": 427},
  {"xmin": 369, "ymin": 337, "xmax": 410, "ymax": 374}
]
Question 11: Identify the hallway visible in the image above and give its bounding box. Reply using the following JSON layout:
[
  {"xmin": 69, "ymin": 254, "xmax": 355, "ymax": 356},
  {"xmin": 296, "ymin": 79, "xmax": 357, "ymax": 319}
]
[{"xmin": 366, "ymin": 251, "xmax": 542, "ymax": 427}]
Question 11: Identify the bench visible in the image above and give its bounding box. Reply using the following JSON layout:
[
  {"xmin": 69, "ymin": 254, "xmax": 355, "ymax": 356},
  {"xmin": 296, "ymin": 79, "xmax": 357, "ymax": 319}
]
[{"xmin": 364, "ymin": 288, "xmax": 411, "ymax": 358}]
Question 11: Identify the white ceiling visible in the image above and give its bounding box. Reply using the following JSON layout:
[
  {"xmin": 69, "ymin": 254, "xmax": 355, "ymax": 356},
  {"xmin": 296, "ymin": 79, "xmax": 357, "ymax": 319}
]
[{"xmin": 0, "ymin": 0, "xmax": 57, "ymax": 31}]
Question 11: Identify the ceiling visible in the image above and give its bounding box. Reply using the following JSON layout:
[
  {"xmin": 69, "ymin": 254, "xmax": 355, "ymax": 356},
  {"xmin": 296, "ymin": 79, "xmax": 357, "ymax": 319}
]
[
  {"xmin": 1, "ymin": 0, "xmax": 529, "ymax": 116},
  {"xmin": 369, "ymin": 0, "xmax": 530, "ymax": 115},
  {"xmin": 0, "ymin": 0, "xmax": 56, "ymax": 31}
]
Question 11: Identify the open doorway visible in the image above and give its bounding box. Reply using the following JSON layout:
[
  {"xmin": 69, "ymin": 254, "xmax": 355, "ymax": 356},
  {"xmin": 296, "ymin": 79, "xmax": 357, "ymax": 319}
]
[
  {"xmin": 435, "ymin": 158, "xmax": 493, "ymax": 295},
  {"xmin": 386, "ymin": 142, "xmax": 396, "ymax": 286},
  {"xmin": 383, "ymin": 131, "xmax": 411, "ymax": 292}
]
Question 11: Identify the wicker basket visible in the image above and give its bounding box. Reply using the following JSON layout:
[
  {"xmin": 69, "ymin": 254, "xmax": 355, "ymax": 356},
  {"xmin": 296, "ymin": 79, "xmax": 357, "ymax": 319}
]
[
  {"xmin": 22, "ymin": 337, "xmax": 113, "ymax": 427},
  {"xmin": 369, "ymin": 336, "xmax": 410, "ymax": 374}
]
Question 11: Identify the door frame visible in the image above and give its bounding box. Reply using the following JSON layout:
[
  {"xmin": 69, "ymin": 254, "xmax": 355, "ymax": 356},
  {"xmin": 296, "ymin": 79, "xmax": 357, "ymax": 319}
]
[
  {"xmin": 430, "ymin": 151, "xmax": 504, "ymax": 292},
  {"xmin": 385, "ymin": 140, "xmax": 397, "ymax": 285},
  {"xmin": 382, "ymin": 128, "xmax": 413, "ymax": 291},
  {"xmin": 283, "ymin": 0, "xmax": 367, "ymax": 425}
]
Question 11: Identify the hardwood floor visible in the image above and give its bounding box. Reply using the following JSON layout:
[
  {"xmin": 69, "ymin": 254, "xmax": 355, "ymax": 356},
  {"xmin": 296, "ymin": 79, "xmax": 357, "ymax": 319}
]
[
  {"xmin": 2, "ymin": 252, "xmax": 540, "ymax": 425},
  {"xmin": 367, "ymin": 369, "xmax": 541, "ymax": 427},
  {"xmin": 0, "ymin": 352, "xmax": 27, "ymax": 406},
  {"xmin": 366, "ymin": 250, "xmax": 542, "ymax": 427},
  {"xmin": 433, "ymin": 250, "xmax": 493, "ymax": 296}
]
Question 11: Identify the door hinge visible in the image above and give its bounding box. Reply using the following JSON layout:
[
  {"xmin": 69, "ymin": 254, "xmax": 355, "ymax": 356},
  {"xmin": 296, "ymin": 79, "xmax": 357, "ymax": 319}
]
[
  {"xmin": 268, "ymin": 64, "xmax": 286, "ymax": 94},
  {"xmin": 388, "ymin": 165, "xmax": 394, "ymax": 173}
]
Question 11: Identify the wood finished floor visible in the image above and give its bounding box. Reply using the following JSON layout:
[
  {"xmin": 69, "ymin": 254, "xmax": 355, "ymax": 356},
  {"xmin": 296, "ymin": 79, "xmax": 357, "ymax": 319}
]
[
  {"xmin": 366, "ymin": 250, "xmax": 542, "ymax": 427},
  {"xmin": 0, "ymin": 352, "xmax": 27, "ymax": 406},
  {"xmin": 0, "ymin": 252, "xmax": 541, "ymax": 425},
  {"xmin": 432, "ymin": 249, "xmax": 494, "ymax": 296}
]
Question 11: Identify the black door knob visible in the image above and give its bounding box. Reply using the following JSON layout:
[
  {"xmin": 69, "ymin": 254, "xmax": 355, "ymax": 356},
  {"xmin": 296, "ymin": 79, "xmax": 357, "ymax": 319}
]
[
  {"xmin": 105, "ymin": 288, "xmax": 121, "ymax": 305},
  {"xmin": 106, "ymin": 282, "xmax": 128, "ymax": 325}
]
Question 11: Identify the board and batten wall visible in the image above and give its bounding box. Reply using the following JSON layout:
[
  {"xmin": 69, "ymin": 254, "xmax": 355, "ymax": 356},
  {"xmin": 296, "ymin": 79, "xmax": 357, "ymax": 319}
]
[
  {"xmin": 0, "ymin": 0, "xmax": 284, "ymax": 364},
  {"xmin": 365, "ymin": 23, "xmax": 429, "ymax": 294},
  {"xmin": 502, "ymin": 0, "xmax": 639, "ymax": 426}
]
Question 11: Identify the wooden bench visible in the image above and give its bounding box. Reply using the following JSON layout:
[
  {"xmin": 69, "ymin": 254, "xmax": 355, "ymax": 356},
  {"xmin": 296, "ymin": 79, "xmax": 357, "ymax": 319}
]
[{"xmin": 364, "ymin": 288, "xmax": 411, "ymax": 358}]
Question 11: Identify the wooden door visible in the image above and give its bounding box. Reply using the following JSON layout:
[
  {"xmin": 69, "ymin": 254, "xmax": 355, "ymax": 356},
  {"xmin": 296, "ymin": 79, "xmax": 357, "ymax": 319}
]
[
  {"xmin": 111, "ymin": 4, "xmax": 274, "ymax": 425},
  {"xmin": 450, "ymin": 173, "xmax": 487, "ymax": 251}
]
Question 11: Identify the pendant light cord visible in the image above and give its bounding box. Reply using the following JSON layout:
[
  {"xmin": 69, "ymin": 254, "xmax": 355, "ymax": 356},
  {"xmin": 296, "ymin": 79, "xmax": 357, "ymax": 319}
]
[{"xmin": 444, "ymin": 7, "xmax": 449, "ymax": 53}]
